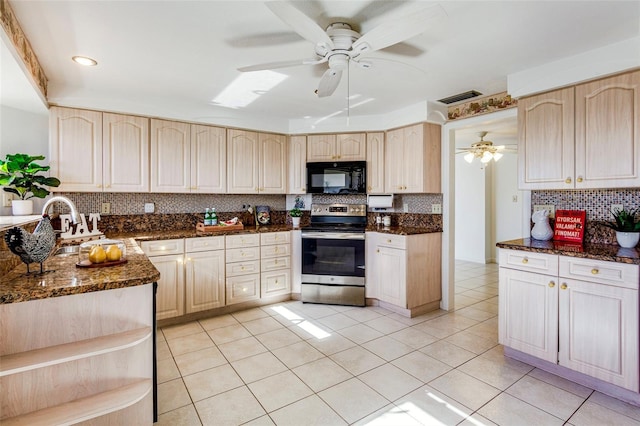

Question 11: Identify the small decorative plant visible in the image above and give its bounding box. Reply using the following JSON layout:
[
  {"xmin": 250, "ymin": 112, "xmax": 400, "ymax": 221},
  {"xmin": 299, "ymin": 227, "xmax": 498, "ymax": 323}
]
[
  {"xmin": 0, "ymin": 153, "xmax": 61, "ymax": 200},
  {"xmin": 603, "ymin": 207, "xmax": 640, "ymax": 232},
  {"xmin": 289, "ymin": 207, "xmax": 303, "ymax": 217}
]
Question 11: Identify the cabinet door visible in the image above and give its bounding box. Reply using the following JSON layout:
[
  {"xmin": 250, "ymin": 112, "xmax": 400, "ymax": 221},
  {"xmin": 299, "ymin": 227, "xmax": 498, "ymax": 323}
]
[
  {"xmin": 498, "ymin": 268, "xmax": 558, "ymax": 363},
  {"xmin": 365, "ymin": 232, "xmax": 380, "ymax": 299},
  {"xmin": 227, "ymin": 129, "xmax": 259, "ymax": 193},
  {"xmin": 558, "ymin": 278, "xmax": 639, "ymax": 391},
  {"xmin": 336, "ymin": 133, "xmax": 366, "ymax": 160},
  {"xmin": 148, "ymin": 254, "xmax": 184, "ymax": 320},
  {"xmin": 376, "ymin": 245, "xmax": 406, "ymax": 308},
  {"xmin": 517, "ymin": 87, "xmax": 575, "ymax": 190},
  {"xmin": 226, "ymin": 274, "xmax": 260, "ymax": 305},
  {"xmin": 402, "ymin": 124, "xmax": 425, "ymax": 193},
  {"xmin": 366, "ymin": 132, "xmax": 384, "ymax": 194},
  {"xmin": 185, "ymin": 250, "xmax": 225, "ymax": 313},
  {"xmin": 191, "ymin": 124, "xmax": 226, "ymax": 193},
  {"xmin": 259, "ymin": 133, "xmax": 287, "ymax": 194},
  {"xmin": 261, "ymin": 269, "xmax": 291, "ymax": 298},
  {"xmin": 49, "ymin": 107, "xmax": 103, "ymax": 192},
  {"xmin": 575, "ymin": 70, "xmax": 640, "ymax": 189},
  {"xmin": 150, "ymin": 119, "xmax": 191, "ymax": 193},
  {"xmin": 307, "ymin": 134, "xmax": 336, "ymax": 161},
  {"xmin": 384, "ymin": 127, "xmax": 405, "ymax": 193},
  {"xmin": 103, "ymin": 113, "xmax": 149, "ymax": 192},
  {"xmin": 289, "ymin": 135, "xmax": 307, "ymax": 193}
]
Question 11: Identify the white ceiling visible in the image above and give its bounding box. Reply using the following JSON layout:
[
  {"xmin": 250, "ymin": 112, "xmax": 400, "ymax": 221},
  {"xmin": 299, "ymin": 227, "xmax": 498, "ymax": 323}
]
[{"xmin": 6, "ymin": 1, "xmax": 640, "ymax": 132}]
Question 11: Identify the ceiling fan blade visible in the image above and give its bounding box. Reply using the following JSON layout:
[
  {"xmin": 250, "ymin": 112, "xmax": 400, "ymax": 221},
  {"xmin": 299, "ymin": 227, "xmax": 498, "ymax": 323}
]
[
  {"xmin": 266, "ymin": 2, "xmax": 334, "ymax": 49},
  {"xmin": 352, "ymin": 4, "xmax": 446, "ymax": 56},
  {"xmin": 316, "ymin": 69, "xmax": 342, "ymax": 98},
  {"xmin": 238, "ymin": 58, "xmax": 324, "ymax": 72}
]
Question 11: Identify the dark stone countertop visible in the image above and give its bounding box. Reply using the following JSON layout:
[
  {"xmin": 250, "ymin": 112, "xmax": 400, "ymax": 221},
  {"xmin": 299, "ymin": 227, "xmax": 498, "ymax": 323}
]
[{"xmin": 497, "ymin": 238, "xmax": 640, "ymax": 265}]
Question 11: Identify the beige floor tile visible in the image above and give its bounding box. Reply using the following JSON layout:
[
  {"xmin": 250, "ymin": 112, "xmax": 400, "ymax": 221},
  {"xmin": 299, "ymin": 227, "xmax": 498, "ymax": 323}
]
[
  {"xmin": 352, "ymin": 404, "xmax": 422, "ymax": 426},
  {"xmin": 162, "ymin": 321, "xmax": 204, "ymax": 340},
  {"xmin": 231, "ymin": 351, "xmax": 288, "ymax": 383},
  {"xmin": 458, "ymin": 413, "xmax": 498, "ymax": 426},
  {"xmin": 426, "ymin": 313, "xmax": 480, "ymax": 331},
  {"xmin": 411, "ymin": 322, "xmax": 458, "ymax": 339},
  {"xmin": 527, "ymin": 368, "xmax": 593, "ymax": 398},
  {"xmin": 316, "ymin": 313, "xmax": 361, "ymax": 331},
  {"xmin": 292, "ymin": 357, "xmax": 353, "ymax": 392},
  {"xmin": 248, "ymin": 370, "xmax": 314, "ymax": 412},
  {"xmin": 385, "ymin": 311, "xmax": 436, "ymax": 326},
  {"xmin": 358, "ymin": 363, "xmax": 423, "ymax": 401},
  {"xmin": 156, "ymin": 403, "xmax": 202, "ymax": 426},
  {"xmin": 394, "ymin": 385, "xmax": 473, "ymax": 425},
  {"xmin": 206, "ymin": 323, "xmax": 251, "ymax": 345},
  {"xmin": 255, "ymin": 327, "xmax": 302, "ymax": 350},
  {"xmin": 429, "ymin": 370, "xmax": 501, "ymax": 410},
  {"xmin": 388, "ymin": 327, "xmax": 439, "ymax": 349},
  {"xmin": 243, "ymin": 316, "xmax": 284, "ymax": 335},
  {"xmin": 464, "ymin": 321, "xmax": 499, "ymax": 341},
  {"xmin": 173, "ymin": 346, "xmax": 227, "ymax": 377},
  {"xmin": 286, "ymin": 319, "xmax": 330, "ymax": 340},
  {"xmin": 444, "ymin": 330, "xmax": 497, "ymax": 355},
  {"xmin": 419, "ymin": 339, "xmax": 477, "ymax": 367},
  {"xmin": 337, "ymin": 323, "xmax": 384, "ymax": 344},
  {"xmin": 269, "ymin": 394, "xmax": 347, "ymax": 426},
  {"xmin": 568, "ymin": 400, "xmax": 640, "ymax": 426},
  {"xmin": 330, "ymin": 346, "xmax": 386, "ymax": 375},
  {"xmin": 198, "ymin": 314, "xmax": 238, "ymax": 331},
  {"xmin": 361, "ymin": 336, "xmax": 414, "ymax": 361},
  {"xmin": 243, "ymin": 415, "xmax": 275, "ymax": 426},
  {"xmin": 167, "ymin": 331, "xmax": 215, "ymax": 357},
  {"xmin": 158, "ymin": 356, "xmax": 182, "ymax": 383},
  {"xmin": 364, "ymin": 316, "xmax": 408, "ymax": 334},
  {"xmin": 195, "ymin": 386, "xmax": 266, "ymax": 426},
  {"xmin": 318, "ymin": 378, "xmax": 389, "ymax": 424},
  {"xmin": 468, "ymin": 300, "xmax": 499, "ymax": 314},
  {"xmin": 479, "ymin": 346, "xmax": 535, "ymax": 373},
  {"xmin": 157, "ymin": 339, "xmax": 172, "ymax": 361},
  {"xmin": 342, "ymin": 308, "xmax": 383, "ymax": 322},
  {"xmin": 290, "ymin": 303, "xmax": 340, "ymax": 319},
  {"xmin": 454, "ymin": 306, "xmax": 497, "ymax": 322},
  {"xmin": 183, "ymin": 363, "xmax": 244, "ymax": 402},
  {"xmin": 479, "ymin": 393, "xmax": 565, "ymax": 426},
  {"xmin": 589, "ymin": 391, "xmax": 640, "ymax": 421},
  {"xmin": 157, "ymin": 328, "xmax": 166, "ymax": 342},
  {"xmin": 158, "ymin": 378, "xmax": 192, "ymax": 414},
  {"xmin": 271, "ymin": 340, "xmax": 325, "ymax": 368},
  {"xmin": 455, "ymin": 294, "xmax": 484, "ymax": 308},
  {"xmin": 218, "ymin": 335, "xmax": 267, "ymax": 362},
  {"xmin": 307, "ymin": 333, "xmax": 357, "ymax": 355},
  {"xmin": 457, "ymin": 356, "xmax": 530, "ymax": 390},
  {"xmin": 391, "ymin": 350, "xmax": 452, "ymax": 383},
  {"xmin": 232, "ymin": 307, "xmax": 270, "ymax": 322},
  {"xmin": 507, "ymin": 375, "xmax": 586, "ymax": 420}
]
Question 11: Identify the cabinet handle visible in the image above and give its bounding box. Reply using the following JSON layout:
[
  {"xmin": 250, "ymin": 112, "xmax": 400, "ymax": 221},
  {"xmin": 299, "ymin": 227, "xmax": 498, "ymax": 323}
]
[
  {"xmin": 367, "ymin": 186, "xmax": 372, "ymax": 190},
  {"xmin": 561, "ymin": 283, "xmax": 568, "ymax": 290},
  {"xmin": 387, "ymin": 239, "xmax": 392, "ymax": 243},
  {"xmin": 105, "ymin": 184, "xmax": 111, "ymax": 188},
  {"xmin": 577, "ymin": 177, "xmax": 583, "ymax": 183},
  {"xmin": 337, "ymin": 155, "xmax": 341, "ymax": 159},
  {"xmin": 522, "ymin": 258, "xmax": 528, "ymax": 264},
  {"xmin": 565, "ymin": 177, "xmax": 572, "ymax": 184},
  {"xmin": 275, "ymin": 279, "xmax": 279, "ymax": 284},
  {"xmin": 548, "ymin": 281, "xmax": 555, "ymax": 288},
  {"xmin": 96, "ymin": 184, "xmax": 102, "ymax": 188},
  {"xmin": 255, "ymin": 187, "xmax": 259, "ymax": 192},
  {"xmin": 591, "ymin": 268, "xmax": 599, "ymax": 275},
  {"xmin": 398, "ymin": 186, "xmax": 403, "ymax": 190},
  {"xmin": 274, "ymin": 259, "xmax": 278, "ymax": 264},
  {"xmin": 376, "ymin": 249, "xmax": 380, "ymax": 253}
]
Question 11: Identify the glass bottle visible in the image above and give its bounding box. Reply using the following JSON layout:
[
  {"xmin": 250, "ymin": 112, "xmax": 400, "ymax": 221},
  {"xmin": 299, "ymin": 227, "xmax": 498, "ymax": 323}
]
[
  {"xmin": 211, "ymin": 208, "xmax": 218, "ymax": 226},
  {"xmin": 204, "ymin": 208, "xmax": 212, "ymax": 226}
]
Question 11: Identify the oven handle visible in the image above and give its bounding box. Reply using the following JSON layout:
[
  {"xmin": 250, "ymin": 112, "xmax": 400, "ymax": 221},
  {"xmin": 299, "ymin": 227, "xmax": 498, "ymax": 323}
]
[{"xmin": 301, "ymin": 232, "xmax": 365, "ymax": 240}]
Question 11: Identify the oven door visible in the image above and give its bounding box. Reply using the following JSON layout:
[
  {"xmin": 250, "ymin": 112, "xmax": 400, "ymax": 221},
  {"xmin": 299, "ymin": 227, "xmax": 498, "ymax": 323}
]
[{"xmin": 301, "ymin": 232, "xmax": 365, "ymax": 285}]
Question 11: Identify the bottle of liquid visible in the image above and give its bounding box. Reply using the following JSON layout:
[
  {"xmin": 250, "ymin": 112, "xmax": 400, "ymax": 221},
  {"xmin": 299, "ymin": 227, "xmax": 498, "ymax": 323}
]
[
  {"xmin": 211, "ymin": 208, "xmax": 218, "ymax": 226},
  {"xmin": 204, "ymin": 208, "xmax": 212, "ymax": 226}
]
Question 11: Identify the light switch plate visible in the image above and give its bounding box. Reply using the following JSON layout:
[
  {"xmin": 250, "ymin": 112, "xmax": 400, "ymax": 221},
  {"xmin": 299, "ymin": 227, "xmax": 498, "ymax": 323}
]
[
  {"xmin": 431, "ymin": 204, "xmax": 442, "ymax": 214},
  {"xmin": 533, "ymin": 204, "xmax": 555, "ymax": 219},
  {"xmin": 2, "ymin": 193, "xmax": 14, "ymax": 207},
  {"xmin": 101, "ymin": 202, "xmax": 111, "ymax": 214},
  {"xmin": 144, "ymin": 203, "xmax": 155, "ymax": 213}
]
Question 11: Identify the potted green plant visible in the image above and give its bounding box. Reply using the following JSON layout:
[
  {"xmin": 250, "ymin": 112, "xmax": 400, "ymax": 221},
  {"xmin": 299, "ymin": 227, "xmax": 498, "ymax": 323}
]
[
  {"xmin": 0, "ymin": 153, "xmax": 61, "ymax": 215},
  {"xmin": 602, "ymin": 207, "xmax": 640, "ymax": 248},
  {"xmin": 289, "ymin": 207, "xmax": 302, "ymax": 228}
]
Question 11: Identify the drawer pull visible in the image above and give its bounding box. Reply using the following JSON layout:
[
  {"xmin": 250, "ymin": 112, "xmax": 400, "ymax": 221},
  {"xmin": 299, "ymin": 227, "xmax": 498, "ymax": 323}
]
[
  {"xmin": 548, "ymin": 281, "xmax": 555, "ymax": 288},
  {"xmin": 522, "ymin": 258, "xmax": 528, "ymax": 264},
  {"xmin": 561, "ymin": 283, "xmax": 568, "ymax": 290},
  {"xmin": 565, "ymin": 177, "xmax": 572, "ymax": 184},
  {"xmin": 577, "ymin": 177, "xmax": 583, "ymax": 183},
  {"xmin": 591, "ymin": 268, "xmax": 599, "ymax": 275},
  {"xmin": 387, "ymin": 239, "xmax": 392, "ymax": 243},
  {"xmin": 376, "ymin": 249, "xmax": 380, "ymax": 253}
]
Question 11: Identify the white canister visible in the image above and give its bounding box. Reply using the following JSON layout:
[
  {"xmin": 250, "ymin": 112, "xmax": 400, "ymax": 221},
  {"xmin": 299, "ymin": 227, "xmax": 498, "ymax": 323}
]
[{"xmin": 382, "ymin": 216, "xmax": 391, "ymax": 227}]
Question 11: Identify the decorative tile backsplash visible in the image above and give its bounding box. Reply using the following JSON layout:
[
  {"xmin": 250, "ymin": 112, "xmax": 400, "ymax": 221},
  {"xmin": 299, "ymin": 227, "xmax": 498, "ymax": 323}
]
[{"xmin": 532, "ymin": 189, "xmax": 640, "ymax": 221}]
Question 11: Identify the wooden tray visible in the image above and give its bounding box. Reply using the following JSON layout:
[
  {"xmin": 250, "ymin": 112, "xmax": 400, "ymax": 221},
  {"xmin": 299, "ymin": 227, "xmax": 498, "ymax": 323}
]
[
  {"xmin": 196, "ymin": 222, "xmax": 244, "ymax": 232},
  {"xmin": 76, "ymin": 259, "xmax": 128, "ymax": 268}
]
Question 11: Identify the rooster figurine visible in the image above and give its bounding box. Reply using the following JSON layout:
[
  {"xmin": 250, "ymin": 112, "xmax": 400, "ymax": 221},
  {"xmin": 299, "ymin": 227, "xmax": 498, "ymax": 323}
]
[{"xmin": 5, "ymin": 215, "xmax": 57, "ymax": 274}]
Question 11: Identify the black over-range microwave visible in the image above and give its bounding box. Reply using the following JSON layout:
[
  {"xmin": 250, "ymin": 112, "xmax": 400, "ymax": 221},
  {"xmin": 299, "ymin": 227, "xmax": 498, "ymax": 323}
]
[{"xmin": 306, "ymin": 161, "xmax": 366, "ymax": 194}]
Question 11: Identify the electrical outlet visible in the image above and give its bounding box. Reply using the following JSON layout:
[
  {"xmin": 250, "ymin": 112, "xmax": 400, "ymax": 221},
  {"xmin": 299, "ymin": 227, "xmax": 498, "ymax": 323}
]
[
  {"xmin": 533, "ymin": 204, "xmax": 555, "ymax": 219},
  {"xmin": 101, "ymin": 202, "xmax": 111, "ymax": 214},
  {"xmin": 431, "ymin": 203, "xmax": 442, "ymax": 214},
  {"xmin": 403, "ymin": 203, "xmax": 409, "ymax": 213},
  {"xmin": 144, "ymin": 203, "xmax": 155, "ymax": 213},
  {"xmin": 2, "ymin": 193, "xmax": 14, "ymax": 207},
  {"xmin": 611, "ymin": 204, "xmax": 624, "ymax": 216}
]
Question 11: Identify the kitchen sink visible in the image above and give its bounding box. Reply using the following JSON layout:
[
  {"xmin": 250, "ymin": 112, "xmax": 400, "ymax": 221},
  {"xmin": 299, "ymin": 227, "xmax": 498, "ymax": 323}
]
[{"xmin": 53, "ymin": 245, "xmax": 80, "ymax": 257}]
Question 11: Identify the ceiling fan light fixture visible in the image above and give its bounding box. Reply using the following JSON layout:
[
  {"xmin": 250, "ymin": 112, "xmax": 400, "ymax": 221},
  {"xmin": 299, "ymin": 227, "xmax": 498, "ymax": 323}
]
[
  {"xmin": 464, "ymin": 152, "xmax": 474, "ymax": 163},
  {"xmin": 481, "ymin": 151, "xmax": 493, "ymax": 163},
  {"xmin": 493, "ymin": 152, "xmax": 503, "ymax": 162}
]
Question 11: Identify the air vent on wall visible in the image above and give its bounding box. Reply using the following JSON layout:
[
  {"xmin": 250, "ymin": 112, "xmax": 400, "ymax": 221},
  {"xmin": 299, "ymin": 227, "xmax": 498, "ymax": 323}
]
[{"xmin": 437, "ymin": 90, "xmax": 483, "ymax": 105}]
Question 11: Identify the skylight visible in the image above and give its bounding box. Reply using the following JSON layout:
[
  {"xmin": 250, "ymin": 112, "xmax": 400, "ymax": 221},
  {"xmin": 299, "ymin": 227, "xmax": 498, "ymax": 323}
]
[{"xmin": 211, "ymin": 71, "xmax": 288, "ymax": 109}]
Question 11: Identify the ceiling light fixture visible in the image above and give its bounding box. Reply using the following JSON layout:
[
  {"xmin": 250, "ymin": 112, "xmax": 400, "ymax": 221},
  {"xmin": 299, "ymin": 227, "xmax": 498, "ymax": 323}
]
[
  {"xmin": 72, "ymin": 56, "xmax": 98, "ymax": 66},
  {"xmin": 461, "ymin": 131, "xmax": 506, "ymax": 164}
]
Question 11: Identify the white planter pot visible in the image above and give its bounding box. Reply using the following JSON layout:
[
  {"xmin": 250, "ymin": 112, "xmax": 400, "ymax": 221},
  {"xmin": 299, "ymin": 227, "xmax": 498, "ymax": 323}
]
[
  {"xmin": 615, "ymin": 231, "xmax": 640, "ymax": 248},
  {"xmin": 12, "ymin": 199, "xmax": 34, "ymax": 216},
  {"xmin": 291, "ymin": 217, "xmax": 301, "ymax": 228}
]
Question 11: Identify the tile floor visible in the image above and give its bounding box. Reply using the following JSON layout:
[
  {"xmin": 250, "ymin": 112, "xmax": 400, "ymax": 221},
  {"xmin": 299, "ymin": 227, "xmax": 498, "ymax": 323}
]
[{"xmin": 155, "ymin": 261, "xmax": 640, "ymax": 425}]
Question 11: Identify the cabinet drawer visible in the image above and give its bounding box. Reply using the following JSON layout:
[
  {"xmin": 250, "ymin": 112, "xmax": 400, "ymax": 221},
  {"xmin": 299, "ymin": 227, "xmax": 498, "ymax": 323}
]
[
  {"xmin": 261, "ymin": 256, "xmax": 291, "ymax": 272},
  {"xmin": 185, "ymin": 236, "xmax": 224, "ymax": 253},
  {"xmin": 226, "ymin": 274, "xmax": 260, "ymax": 305},
  {"xmin": 226, "ymin": 246, "xmax": 260, "ymax": 263},
  {"xmin": 261, "ymin": 270, "xmax": 291, "ymax": 298},
  {"xmin": 140, "ymin": 239, "xmax": 184, "ymax": 256},
  {"xmin": 261, "ymin": 244, "xmax": 290, "ymax": 259},
  {"xmin": 226, "ymin": 233, "xmax": 260, "ymax": 249},
  {"xmin": 376, "ymin": 234, "xmax": 406, "ymax": 250},
  {"xmin": 499, "ymin": 249, "xmax": 558, "ymax": 275},
  {"xmin": 226, "ymin": 260, "xmax": 260, "ymax": 276},
  {"xmin": 559, "ymin": 256, "xmax": 639, "ymax": 290},
  {"xmin": 261, "ymin": 231, "xmax": 290, "ymax": 245}
]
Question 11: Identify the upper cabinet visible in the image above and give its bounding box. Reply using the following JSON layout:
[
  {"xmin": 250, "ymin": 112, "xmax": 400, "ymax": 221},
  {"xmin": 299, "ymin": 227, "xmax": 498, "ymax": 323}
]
[
  {"xmin": 50, "ymin": 107, "xmax": 149, "ymax": 192},
  {"xmin": 289, "ymin": 135, "xmax": 307, "ymax": 194},
  {"xmin": 518, "ymin": 70, "xmax": 640, "ymax": 190},
  {"xmin": 227, "ymin": 129, "xmax": 287, "ymax": 194},
  {"xmin": 191, "ymin": 125, "xmax": 226, "ymax": 193},
  {"xmin": 307, "ymin": 133, "xmax": 366, "ymax": 162},
  {"xmin": 385, "ymin": 123, "xmax": 441, "ymax": 193},
  {"xmin": 366, "ymin": 132, "xmax": 384, "ymax": 194}
]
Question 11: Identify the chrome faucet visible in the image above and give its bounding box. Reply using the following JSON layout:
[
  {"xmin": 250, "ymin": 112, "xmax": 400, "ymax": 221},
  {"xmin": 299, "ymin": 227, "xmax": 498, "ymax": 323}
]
[{"xmin": 42, "ymin": 195, "xmax": 80, "ymax": 224}]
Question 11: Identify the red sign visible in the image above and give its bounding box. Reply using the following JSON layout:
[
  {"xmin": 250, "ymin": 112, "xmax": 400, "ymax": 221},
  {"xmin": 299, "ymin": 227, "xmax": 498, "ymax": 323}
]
[{"xmin": 553, "ymin": 210, "xmax": 586, "ymax": 243}]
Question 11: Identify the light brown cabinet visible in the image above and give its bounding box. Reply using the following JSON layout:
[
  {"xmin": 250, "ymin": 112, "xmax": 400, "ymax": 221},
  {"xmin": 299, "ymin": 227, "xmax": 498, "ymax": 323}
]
[
  {"xmin": 307, "ymin": 133, "xmax": 366, "ymax": 161},
  {"xmin": 260, "ymin": 231, "xmax": 291, "ymax": 298},
  {"xmin": 185, "ymin": 236, "xmax": 226, "ymax": 313},
  {"xmin": 288, "ymin": 135, "xmax": 307, "ymax": 193},
  {"xmin": 225, "ymin": 233, "xmax": 261, "ymax": 305},
  {"xmin": 141, "ymin": 238, "xmax": 185, "ymax": 320},
  {"xmin": 366, "ymin": 132, "xmax": 385, "ymax": 194}
]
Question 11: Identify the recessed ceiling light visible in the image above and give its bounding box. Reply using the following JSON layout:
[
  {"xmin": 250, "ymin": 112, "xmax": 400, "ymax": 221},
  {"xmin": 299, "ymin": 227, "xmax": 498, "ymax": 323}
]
[{"xmin": 72, "ymin": 56, "xmax": 98, "ymax": 66}]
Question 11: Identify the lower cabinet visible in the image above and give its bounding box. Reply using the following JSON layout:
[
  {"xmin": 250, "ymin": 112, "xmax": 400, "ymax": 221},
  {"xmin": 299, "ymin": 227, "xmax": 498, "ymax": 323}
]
[
  {"xmin": 499, "ymin": 249, "xmax": 639, "ymax": 392},
  {"xmin": 260, "ymin": 231, "xmax": 291, "ymax": 298},
  {"xmin": 141, "ymin": 239, "xmax": 185, "ymax": 321},
  {"xmin": 226, "ymin": 233, "xmax": 261, "ymax": 305},
  {"xmin": 185, "ymin": 236, "xmax": 226, "ymax": 313}
]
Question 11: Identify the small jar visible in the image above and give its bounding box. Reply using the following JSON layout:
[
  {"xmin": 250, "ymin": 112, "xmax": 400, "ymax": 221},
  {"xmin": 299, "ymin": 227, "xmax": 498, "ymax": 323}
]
[{"xmin": 383, "ymin": 216, "xmax": 391, "ymax": 227}]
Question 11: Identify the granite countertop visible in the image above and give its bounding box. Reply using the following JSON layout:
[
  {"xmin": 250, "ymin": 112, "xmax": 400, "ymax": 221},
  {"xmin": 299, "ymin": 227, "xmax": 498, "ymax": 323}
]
[
  {"xmin": 497, "ymin": 238, "xmax": 640, "ymax": 265},
  {"xmin": 366, "ymin": 225, "xmax": 441, "ymax": 235},
  {"xmin": 0, "ymin": 238, "xmax": 160, "ymax": 304}
]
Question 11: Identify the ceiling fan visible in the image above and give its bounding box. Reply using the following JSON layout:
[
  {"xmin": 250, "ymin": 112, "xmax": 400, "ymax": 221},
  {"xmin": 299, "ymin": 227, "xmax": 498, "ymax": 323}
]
[
  {"xmin": 457, "ymin": 131, "xmax": 517, "ymax": 164},
  {"xmin": 238, "ymin": 2, "xmax": 446, "ymax": 98}
]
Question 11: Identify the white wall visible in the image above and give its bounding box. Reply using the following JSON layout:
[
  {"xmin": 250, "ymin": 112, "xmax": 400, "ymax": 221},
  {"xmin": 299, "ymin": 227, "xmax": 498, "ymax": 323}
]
[
  {"xmin": 454, "ymin": 154, "xmax": 487, "ymax": 263},
  {"xmin": 490, "ymin": 152, "xmax": 523, "ymax": 261}
]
